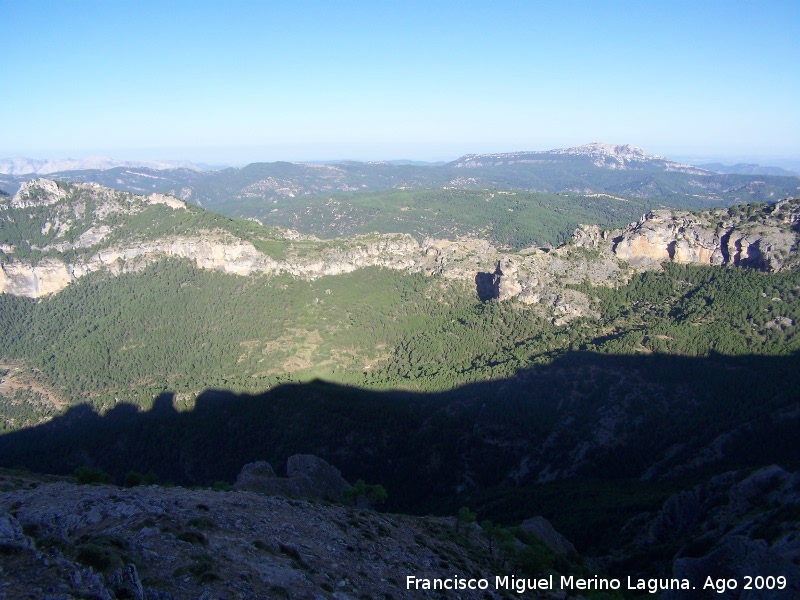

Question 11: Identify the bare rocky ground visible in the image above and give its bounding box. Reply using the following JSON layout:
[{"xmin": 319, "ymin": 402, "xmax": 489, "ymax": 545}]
[{"xmin": 1, "ymin": 477, "xmax": 503, "ymax": 600}]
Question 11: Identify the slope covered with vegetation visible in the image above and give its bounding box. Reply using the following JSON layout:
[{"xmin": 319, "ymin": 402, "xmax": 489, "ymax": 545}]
[{"xmin": 222, "ymin": 188, "xmax": 666, "ymax": 249}]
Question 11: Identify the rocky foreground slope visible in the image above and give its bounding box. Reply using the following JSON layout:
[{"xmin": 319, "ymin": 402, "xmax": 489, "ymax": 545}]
[
  {"xmin": 0, "ymin": 457, "xmax": 548, "ymax": 600},
  {"xmin": 2, "ymin": 461, "xmax": 799, "ymax": 600},
  {"xmin": 2, "ymin": 180, "xmax": 798, "ymax": 323},
  {"xmin": 1, "ymin": 482, "xmax": 492, "ymax": 600}
]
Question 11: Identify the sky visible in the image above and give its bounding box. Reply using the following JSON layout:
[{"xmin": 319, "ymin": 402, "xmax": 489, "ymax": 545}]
[{"xmin": 1, "ymin": 0, "xmax": 799, "ymax": 165}]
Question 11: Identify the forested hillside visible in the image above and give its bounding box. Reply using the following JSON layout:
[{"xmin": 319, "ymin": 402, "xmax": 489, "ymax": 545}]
[
  {"xmin": 217, "ymin": 188, "xmax": 668, "ymax": 249},
  {"xmin": 1, "ymin": 179, "xmax": 798, "ymax": 428},
  {"xmin": 1, "ymin": 260, "xmax": 798, "ymax": 428}
]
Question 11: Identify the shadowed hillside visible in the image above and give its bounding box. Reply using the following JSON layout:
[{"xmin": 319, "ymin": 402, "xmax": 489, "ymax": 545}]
[{"xmin": 1, "ymin": 351, "xmax": 798, "ymax": 551}]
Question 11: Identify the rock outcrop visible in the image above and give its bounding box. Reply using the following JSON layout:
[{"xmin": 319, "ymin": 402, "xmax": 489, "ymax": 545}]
[
  {"xmin": 613, "ymin": 199, "xmax": 799, "ymax": 272},
  {"xmin": 8, "ymin": 178, "xmax": 68, "ymax": 208},
  {"xmin": 519, "ymin": 516, "xmax": 577, "ymax": 557},
  {"xmin": 285, "ymin": 454, "xmax": 351, "ymax": 501},
  {"xmin": 613, "ymin": 210, "xmax": 721, "ymax": 267},
  {"xmin": 234, "ymin": 455, "xmax": 351, "ymax": 502}
]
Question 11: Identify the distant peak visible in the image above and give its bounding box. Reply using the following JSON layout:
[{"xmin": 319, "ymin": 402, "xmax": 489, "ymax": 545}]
[
  {"xmin": 551, "ymin": 142, "xmax": 664, "ymax": 161},
  {"xmin": 452, "ymin": 143, "xmax": 708, "ymax": 174}
]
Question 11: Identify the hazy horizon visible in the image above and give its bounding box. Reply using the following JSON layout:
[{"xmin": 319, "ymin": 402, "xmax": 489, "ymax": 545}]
[
  {"xmin": 2, "ymin": 0, "xmax": 798, "ymax": 168},
  {"xmin": 2, "ymin": 143, "xmax": 800, "ymax": 173}
]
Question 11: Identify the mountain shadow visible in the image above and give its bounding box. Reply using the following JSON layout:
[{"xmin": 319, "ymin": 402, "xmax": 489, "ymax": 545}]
[{"xmin": 1, "ymin": 351, "xmax": 798, "ymax": 525}]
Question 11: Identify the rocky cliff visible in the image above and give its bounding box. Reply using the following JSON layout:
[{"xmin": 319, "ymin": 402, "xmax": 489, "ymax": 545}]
[
  {"xmin": 642, "ymin": 466, "xmax": 800, "ymax": 600},
  {"xmin": 612, "ymin": 200, "xmax": 799, "ymax": 271},
  {"xmin": 2, "ymin": 180, "xmax": 798, "ymax": 322}
]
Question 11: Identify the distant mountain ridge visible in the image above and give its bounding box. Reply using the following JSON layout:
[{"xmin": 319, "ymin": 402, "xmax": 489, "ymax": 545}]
[
  {"xmin": 698, "ymin": 162, "xmax": 800, "ymax": 177},
  {"xmin": 453, "ymin": 142, "xmax": 709, "ymax": 174},
  {"xmin": 1, "ymin": 143, "xmax": 798, "ymax": 220},
  {"xmin": 0, "ymin": 156, "xmax": 214, "ymax": 175}
]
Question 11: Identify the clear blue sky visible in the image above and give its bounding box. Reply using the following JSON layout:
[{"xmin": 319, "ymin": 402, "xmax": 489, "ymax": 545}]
[{"xmin": 1, "ymin": 0, "xmax": 798, "ymax": 164}]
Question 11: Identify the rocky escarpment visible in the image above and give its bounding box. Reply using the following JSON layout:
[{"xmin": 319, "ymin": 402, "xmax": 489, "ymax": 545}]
[
  {"xmin": 613, "ymin": 199, "xmax": 799, "ymax": 271},
  {"xmin": 2, "ymin": 179, "xmax": 798, "ymax": 321},
  {"xmin": 0, "ymin": 179, "xmax": 605, "ymax": 316}
]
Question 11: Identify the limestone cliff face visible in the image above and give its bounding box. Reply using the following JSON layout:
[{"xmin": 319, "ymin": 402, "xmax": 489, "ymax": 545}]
[
  {"xmin": 613, "ymin": 199, "xmax": 799, "ymax": 272},
  {"xmin": 2, "ymin": 179, "xmax": 798, "ymax": 318},
  {"xmin": 613, "ymin": 210, "xmax": 723, "ymax": 268},
  {"xmin": 0, "ymin": 235, "xmax": 426, "ymax": 297},
  {"xmin": 75, "ymin": 236, "xmax": 278, "ymax": 278},
  {"xmin": 0, "ymin": 260, "xmax": 74, "ymax": 298}
]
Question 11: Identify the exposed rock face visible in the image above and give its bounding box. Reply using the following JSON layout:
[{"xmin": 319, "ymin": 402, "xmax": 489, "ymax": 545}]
[
  {"xmin": 496, "ymin": 258, "xmax": 523, "ymax": 300},
  {"xmin": 145, "ymin": 192, "xmax": 187, "ymax": 210},
  {"xmin": 550, "ymin": 142, "xmax": 708, "ymax": 173},
  {"xmin": 233, "ymin": 461, "xmax": 277, "ymax": 489},
  {"xmin": 285, "ymin": 454, "xmax": 351, "ymax": 501},
  {"xmin": 0, "ymin": 259, "xmax": 74, "ymax": 298},
  {"xmin": 0, "ymin": 480, "xmax": 497, "ymax": 600},
  {"xmin": 613, "ymin": 210, "xmax": 722, "ymax": 268},
  {"xmin": 613, "ymin": 199, "xmax": 800, "ymax": 272},
  {"xmin": 7, "ymin": 178, "xmax": 68, "ymax": 208}
]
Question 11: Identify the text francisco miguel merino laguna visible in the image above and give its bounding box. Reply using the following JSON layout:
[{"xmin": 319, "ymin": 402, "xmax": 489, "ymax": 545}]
[{"xmin": 407, "ymin": 573, "xmax": 744, "ymax": 595}]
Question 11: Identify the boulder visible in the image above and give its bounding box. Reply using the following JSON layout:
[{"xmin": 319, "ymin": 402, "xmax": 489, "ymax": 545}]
[
  {"xmin": 234, "ymin": 456, "xmax": 351, "ymax": 502},
  {"xmin": 286, "ymin": 454, "xmax": 351, "ymax": 502},
  {"xmin": 233, "ymin": 461, "xmax": 286, "ymax": 495}
]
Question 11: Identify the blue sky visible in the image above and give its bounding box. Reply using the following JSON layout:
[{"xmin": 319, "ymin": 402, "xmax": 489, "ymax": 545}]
[{"xmin": 1, "ymin": 0, "xmax": 798, "ymax": 164}]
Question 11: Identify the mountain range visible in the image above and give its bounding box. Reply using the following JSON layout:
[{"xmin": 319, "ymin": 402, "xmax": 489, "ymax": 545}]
[
  {"xmin": 1, "ymin": 144, "xmax": 798, "ymax": 224},
  {"xmin": 1, "ymin": 144, "xmax": 799, "ymax": 597},
  {"xmin": 0, "ymin": 157, "xmax": 214, "ymax": 176},
  {"xmin": 698, "ymin": 162, "xmax": 800, "ymax": 177}
]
